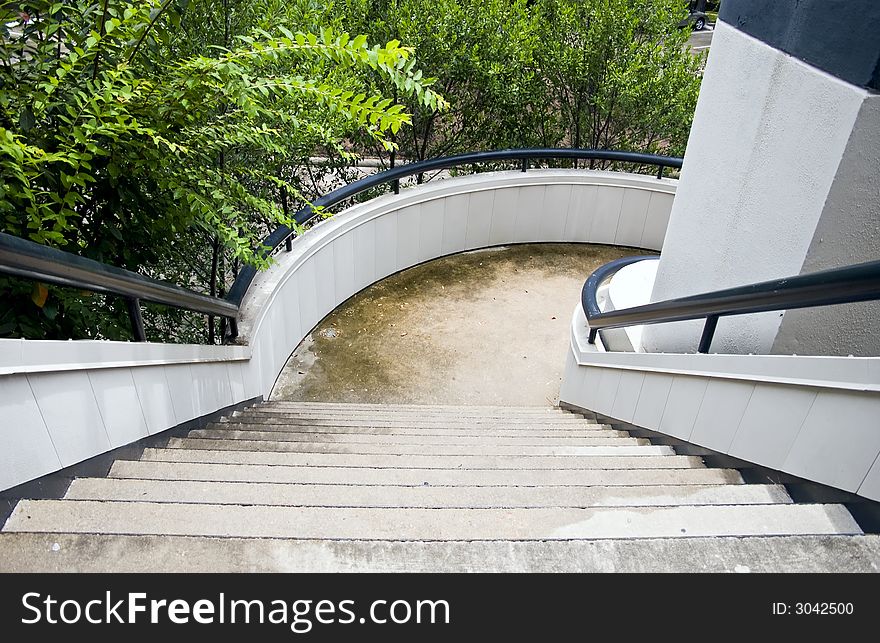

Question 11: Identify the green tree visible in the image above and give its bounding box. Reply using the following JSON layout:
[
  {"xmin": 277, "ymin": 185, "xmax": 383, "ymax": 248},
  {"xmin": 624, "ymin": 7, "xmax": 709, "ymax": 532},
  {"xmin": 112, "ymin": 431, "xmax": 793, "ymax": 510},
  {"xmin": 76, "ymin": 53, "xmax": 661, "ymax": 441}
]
[
  {"xmin": 532, "ymin": 0, "xmax": 702, "ymax": 161},
  {"xmin": 0, "ymin": 0, "xmax": 443, "ymax": 339}
]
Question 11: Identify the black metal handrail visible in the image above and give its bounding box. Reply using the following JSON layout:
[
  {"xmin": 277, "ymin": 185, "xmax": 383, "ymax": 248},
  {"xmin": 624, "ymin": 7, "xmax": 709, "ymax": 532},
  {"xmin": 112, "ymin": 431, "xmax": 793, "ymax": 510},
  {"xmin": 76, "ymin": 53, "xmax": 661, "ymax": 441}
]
[
  {"xmin": 0, "ymin": 148, "xmax": 681, "ymax": 344},
  {"xmin": 0, "ymin": 231, "xmax": 238, "ymax": 342},
  {"xmin": 226, "ymin": 148, "xmax": 682, "ymax": 306},
  {"xmin": 582, "ymin": 258, "xmax": 880, "ymax": 353}
]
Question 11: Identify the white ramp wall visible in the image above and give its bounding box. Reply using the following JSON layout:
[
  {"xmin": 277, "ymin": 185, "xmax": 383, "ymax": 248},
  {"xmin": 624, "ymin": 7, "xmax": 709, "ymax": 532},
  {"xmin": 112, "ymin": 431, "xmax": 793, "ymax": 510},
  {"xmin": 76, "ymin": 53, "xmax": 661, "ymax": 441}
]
[
  {"xmin": 0, "ymin": 169, "xmax": 676, "ymax": 491},
  {"xmin": 561, "ymin": 303, "xmax": 880, "ymax": 501}
]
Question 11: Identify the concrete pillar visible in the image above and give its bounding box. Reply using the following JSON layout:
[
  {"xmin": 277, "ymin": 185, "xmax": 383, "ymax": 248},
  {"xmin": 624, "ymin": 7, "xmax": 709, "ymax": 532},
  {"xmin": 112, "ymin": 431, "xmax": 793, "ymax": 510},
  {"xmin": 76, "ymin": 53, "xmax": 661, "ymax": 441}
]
[{"xmin": 642, "ymin": 0, "xmax": 880, "ymax": 356}]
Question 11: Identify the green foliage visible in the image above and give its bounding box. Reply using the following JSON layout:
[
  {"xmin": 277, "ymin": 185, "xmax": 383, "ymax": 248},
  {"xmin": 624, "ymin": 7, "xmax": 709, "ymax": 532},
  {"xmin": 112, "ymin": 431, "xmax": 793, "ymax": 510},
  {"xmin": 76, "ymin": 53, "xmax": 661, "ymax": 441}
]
[
  {"xmin": 337, "ymin": 0, "xmax": 702, "ymax": 164},
  {"xmin": 0, "ymin": 0, "xmax": 702, "ymax": 342},
  {"xmin": 0, "ymin": 0, "xmax": 443, "ymax": 339}
]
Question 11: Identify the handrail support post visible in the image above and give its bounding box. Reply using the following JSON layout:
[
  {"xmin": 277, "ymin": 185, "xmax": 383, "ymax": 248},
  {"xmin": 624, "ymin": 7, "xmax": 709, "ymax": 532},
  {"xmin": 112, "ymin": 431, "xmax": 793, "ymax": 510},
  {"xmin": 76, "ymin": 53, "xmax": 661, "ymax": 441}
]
[
  {"xmin": 521, "ymin": 158, "xmax": 528, "ymax": 172},
  {"xmin": 588, "ymin": 328, "xmax": 598, "ymax": 344},
  {"xmin": 656, "ymin": 164, "xmax": 664, "ymax": 179},
  {"xmin": 126, "ymin": 297, "xmax": 146, "ymax": 342},
  {"xmin": 698, "ymin": 315, "xmax": 719, "ymax": 354}
]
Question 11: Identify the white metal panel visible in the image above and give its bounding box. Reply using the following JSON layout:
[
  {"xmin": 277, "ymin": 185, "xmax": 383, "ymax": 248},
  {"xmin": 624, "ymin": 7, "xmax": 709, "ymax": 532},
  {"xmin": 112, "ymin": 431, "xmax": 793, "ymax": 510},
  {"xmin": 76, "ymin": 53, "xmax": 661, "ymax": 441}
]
[
  {"xmin": 540, "ymin": 184, "xmax": 573, "ymax": 242},
  {"xmin": 632, "ymin": 372, "xmax": 674, "ymax": 429},
  {"xmin": 396, "ymin": 205, "xmax": 422, "ymax": 270},
  {"xmin": 610, "ymin": 370, "xmax": 645, "ymax": 423},
  {"xmin": 278, "ymin": 279, "xmax": 303, "ymax": 354},
  {"xmin": 352, "ymin": 219, "xmax": 377, "ymax": 292},
  {"xmin": 88, "ymin": 368, "xmax": 149, "ymax": 448},
  {"xmin": 130, "ymin": 365, "xmax": 176, "ymax": 435},
  {"xmin": 332, "ymin": 231, "xmax": 356, "ymax": 303},
  {"xmin": 641, "ymin": 191, "xmax": 674, "ymax": 250},
  {"xmin": 28, "ymin": 371, "xmax": 111, "ymax": 467},
  {"xmin": 514, "ymin": 185, "xmax": 544, "ymax": 243},
  {"xmin": 265, "ymin": 304, "xmax": 289, "ymax": 393},
  {"xmin": 418, "ymin": 199, "xmax": 445, "ymax": 263},
  {"xmin": 239, "ymin": 353, "xmax": 262, "ymax": 401},
  {"xmin": 488, "ymin": 188, "xmax": 520, "ymax": 245},
  {"xmin": 374, "ymin": 210, "xmax": 399, "ymax": 278},
  {"xmin": 577, "ymin": 366, "xmax": 604, "ymax": 412},
  {"xmin": 0, "ymin": 375, "xmax": 61, "ymax": 490},
  {"xmin": 190, "ymin": 361, "xmax": 234, "ymax": 416},
  {"xmin": 227, "ymin": 361, "xmax": 247, "ymax": 403},
  {"xmin": 312, "ymin": 246, "xmax": 336, "ymax": 320},
  {"xmin": 440, "ymin": 193, "xmax": 469, "ymax": 254},
  {"xmin": 783, "ymin": 390, "xmax": 880, "ymax": 493},
  {"xmin": 564, "ymin": 184, "xmax": 598, "ymax": 242},
  {"xmin": 593, "ymin": 368, "xmax": 622, "ymax": 417},
  {"xmin": 557, "ymin": 351, "xmax": 583, "ymax": 403},
  {"xmin": 295, "ymin": 258, "xmax": 319, "ymax": 335},
  {"xmin": 255, "ymin": 314, "xmax": 277, "ymax": 399},
  {"xmin": 689, "ymin": 378, "xmax": 755, "ymax": 453},
  {"xmin": 658, "ymin": 375, "xmax": 709, "ymax": 440},
  {"xmin": 464, "ymin": 190, "xmax": 495, "ymax": 250},
  {"xmin": 727, "ymin": 383, "xmax": 817, "ymax": 469},
  {"xmin": 164, "ymin": 364, "xmax": 196, "ymax": 423},
  {"xmin": 857, "ymin": 454, "xmax": 880, "ymax": 502},
  {"xmin": 590, "ymin": 186, "xmax": 625, "ymax": 245},
  {"xmin": 615, "ymin": 188, "xmax": 652, "ymax": 248}
]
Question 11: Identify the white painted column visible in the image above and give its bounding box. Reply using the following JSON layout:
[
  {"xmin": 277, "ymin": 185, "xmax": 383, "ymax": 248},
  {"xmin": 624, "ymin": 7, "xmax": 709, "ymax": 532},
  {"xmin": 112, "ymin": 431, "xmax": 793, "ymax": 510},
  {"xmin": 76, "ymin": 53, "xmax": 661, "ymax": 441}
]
[{"xmin": 642, "ymin": 14, "xmax": 880, "ymax": 356}]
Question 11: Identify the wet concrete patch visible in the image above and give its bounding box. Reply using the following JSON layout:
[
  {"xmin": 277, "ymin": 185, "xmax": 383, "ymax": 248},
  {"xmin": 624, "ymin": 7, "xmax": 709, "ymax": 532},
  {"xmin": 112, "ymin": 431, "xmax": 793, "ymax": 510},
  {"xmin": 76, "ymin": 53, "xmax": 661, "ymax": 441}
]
[{"xmin": 272, "ymin": 243, "xmax": 647, "ymax": 406}]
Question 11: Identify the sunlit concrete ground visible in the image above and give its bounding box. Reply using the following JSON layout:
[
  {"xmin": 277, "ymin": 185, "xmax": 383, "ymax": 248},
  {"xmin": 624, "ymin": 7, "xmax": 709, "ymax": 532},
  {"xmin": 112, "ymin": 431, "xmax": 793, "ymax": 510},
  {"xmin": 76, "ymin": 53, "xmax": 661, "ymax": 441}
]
[{"xmin": 272, "ymin": 243, "xmax": 646, "ymax": 406}]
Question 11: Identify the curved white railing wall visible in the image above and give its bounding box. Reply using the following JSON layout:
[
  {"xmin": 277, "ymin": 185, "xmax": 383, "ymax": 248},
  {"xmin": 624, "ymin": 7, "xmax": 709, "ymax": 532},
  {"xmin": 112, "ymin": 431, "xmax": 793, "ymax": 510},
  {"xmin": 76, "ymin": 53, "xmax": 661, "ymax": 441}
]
[
  {"xmin": 0, "ymin": 169, "xmax": 676, "ymax": 491},
  {"xmin": 560, "ymin": 304, "xmax": 880, "ymax": 501}
]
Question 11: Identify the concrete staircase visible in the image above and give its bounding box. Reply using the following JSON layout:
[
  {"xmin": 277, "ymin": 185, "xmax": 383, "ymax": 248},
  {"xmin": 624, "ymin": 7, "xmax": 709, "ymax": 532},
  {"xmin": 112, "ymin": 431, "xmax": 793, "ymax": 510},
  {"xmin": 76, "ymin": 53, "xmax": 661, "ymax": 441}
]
[{"xmin": 2, "ymin": 402, "xmax": 878, "ymax": 572}]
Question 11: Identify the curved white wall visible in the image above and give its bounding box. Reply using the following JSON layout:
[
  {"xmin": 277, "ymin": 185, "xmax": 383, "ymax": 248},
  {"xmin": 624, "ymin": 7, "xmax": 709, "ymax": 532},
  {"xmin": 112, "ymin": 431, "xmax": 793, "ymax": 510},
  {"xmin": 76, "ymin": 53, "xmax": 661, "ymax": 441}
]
[
  {"xmin": 0, "ymin": 169, "xmax": 677, "ymax": 491},
  {"xmin": 561, "ymin": 303, "xmax": 880, "ymax": 501}
]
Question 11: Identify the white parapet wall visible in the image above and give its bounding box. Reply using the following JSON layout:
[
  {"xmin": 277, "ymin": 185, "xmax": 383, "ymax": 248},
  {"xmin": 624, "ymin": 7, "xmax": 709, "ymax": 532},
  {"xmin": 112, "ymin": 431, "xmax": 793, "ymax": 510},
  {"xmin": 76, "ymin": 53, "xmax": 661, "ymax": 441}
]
[
  {"xmin": 0, "ymin": 169, "xmax": 676, "ymax": 491},
  {"xmin": 561, "ymin": 303, "xmax": 880, "ymax": 501}
]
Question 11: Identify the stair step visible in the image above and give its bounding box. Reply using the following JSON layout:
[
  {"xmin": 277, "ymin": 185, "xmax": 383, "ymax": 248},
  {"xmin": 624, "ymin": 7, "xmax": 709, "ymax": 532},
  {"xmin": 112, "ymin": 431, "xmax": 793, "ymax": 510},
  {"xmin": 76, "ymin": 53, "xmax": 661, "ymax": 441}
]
[
  {"xmin": 141, "ymin": 448, "xmax": 702, "ymax": 470},
  {"xmin": 209, "ymin": 422, "xmax": 627, "ymax": 437},
  {"xmin": 4, "ymin": 532, "xmax": 878, "ymax": 573},
  {"xmin": 258, "ymin": 400, "xmax": 574, "ymax": 416},
  {"xmin": 228, "ymin": 415, "xmax": 592, "ymax": 428},
  {"xmin": 4, "ymin": 500, "xmax": 861, "ymax": 539},
  {"xmin": 65, "ymin": 478, "xmax": 793, "ymax": 507},
  {"xmin": 189, "ymin": 428, "xmax": 644, "ymax": 446},
  {"xmin": 113, "ymin": 460, "xmax": 739, "ymax": 486},
  {"xmin": 167, "ymin": 437, "xmax": 674, "ymax": 457}
]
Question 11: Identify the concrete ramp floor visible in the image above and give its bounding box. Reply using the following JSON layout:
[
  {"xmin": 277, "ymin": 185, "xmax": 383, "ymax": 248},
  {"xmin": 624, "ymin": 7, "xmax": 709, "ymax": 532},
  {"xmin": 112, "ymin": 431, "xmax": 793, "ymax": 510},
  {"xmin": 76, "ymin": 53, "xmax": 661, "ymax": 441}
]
[{"xmin": 272, "ymin": 243, "xmax": 643, "ymax": 405}]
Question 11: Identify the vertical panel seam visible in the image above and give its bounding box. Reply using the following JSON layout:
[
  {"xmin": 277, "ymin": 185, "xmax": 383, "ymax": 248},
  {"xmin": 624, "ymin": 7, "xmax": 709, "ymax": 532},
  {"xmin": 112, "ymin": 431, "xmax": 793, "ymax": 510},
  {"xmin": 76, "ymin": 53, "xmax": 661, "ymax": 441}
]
[
  {"xmin": 129, "ymin": 366, "xmax": 155, "ymax": 434},
  {"xmin": 778, "ymin": 387, "xmax": 820, "ymax": 469},
  {"xmin": 24, "ymin": 374, "xmax": 63, "ymax": 466},
  {"xmin": 725, "ymin": 382, "xmax": 758, "ymax": 454},
  {"xmin": 85, "ymin": 370, "xmax": 113, "ymax": 446}
]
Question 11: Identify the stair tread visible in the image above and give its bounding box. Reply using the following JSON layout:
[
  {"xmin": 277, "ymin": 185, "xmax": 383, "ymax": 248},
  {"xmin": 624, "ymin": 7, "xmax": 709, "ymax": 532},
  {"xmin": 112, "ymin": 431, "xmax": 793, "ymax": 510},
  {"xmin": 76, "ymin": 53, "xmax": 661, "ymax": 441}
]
[
  {"xmin": 112, "ymin": 459, "xmax": 742, "ymax": 485},
  {"xmin": 4, "ymin": 499, "xmax": 862, "ymax": 539},
  {"xmin": 188, "ymin": 428, "xmax": 645, "ymax": 446},
  {"xmin": 4, "ymin": 532, "xmax": 877, "ymax": 573},
  {"xmin": 167, "ymin": 437, "xmax": 678, "ymax": 457},
  {"xmin": 65, "ymin": 477, "xmax": 793, "ymax": 507},
  {"xmin": 140, "ymin": 448, "xmax": 703, "ymax": 470},
  {"xmin": 227, "ymin": 416, "xmax": 594, "ymax": 427},
  {"xmin": 209, "ymin": 422, "xmax": 626, "ymax": 436}
]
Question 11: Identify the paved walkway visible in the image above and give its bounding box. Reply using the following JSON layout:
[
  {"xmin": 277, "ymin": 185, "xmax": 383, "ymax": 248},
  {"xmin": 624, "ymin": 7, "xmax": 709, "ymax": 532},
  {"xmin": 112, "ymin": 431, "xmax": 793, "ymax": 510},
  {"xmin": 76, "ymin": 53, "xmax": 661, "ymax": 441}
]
[{"xmin": 272, "ymin": 243, "xmax": 645, "ymax": 406}]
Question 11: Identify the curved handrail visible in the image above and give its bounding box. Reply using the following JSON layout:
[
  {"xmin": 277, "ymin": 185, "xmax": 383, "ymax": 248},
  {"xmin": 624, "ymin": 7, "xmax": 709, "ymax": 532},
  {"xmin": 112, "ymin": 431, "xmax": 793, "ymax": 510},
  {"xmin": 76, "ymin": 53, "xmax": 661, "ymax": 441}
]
[
  {"xmin": 582, "ymin": 258, "xmax": 880, "ymax": 353},
  {"xmin": 0, "ymin": 148, "xmax": 681, "ymax": 344},
  {"xmin": 226, "ymin": 148, "xmax": 683, "ymax": 308},
  {"xmin": 0, "ymin": 231, "xmax": 238, "ymax": 341}
]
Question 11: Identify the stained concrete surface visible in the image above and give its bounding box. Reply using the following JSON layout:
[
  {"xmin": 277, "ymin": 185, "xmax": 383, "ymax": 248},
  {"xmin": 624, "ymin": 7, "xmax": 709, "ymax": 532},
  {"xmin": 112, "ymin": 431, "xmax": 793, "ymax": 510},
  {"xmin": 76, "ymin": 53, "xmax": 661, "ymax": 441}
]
[{"xmin": 272, "ymin": 243, "xmax": 645, "ymax": 406}]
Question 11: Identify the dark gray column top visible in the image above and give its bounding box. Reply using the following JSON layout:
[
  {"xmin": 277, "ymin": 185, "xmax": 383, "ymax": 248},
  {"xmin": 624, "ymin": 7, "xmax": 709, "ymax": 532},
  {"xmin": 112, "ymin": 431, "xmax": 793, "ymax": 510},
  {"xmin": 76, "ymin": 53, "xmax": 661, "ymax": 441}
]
[{"xmin": 720, "ymin": 0, "xmax": 879, "ymax": 91}]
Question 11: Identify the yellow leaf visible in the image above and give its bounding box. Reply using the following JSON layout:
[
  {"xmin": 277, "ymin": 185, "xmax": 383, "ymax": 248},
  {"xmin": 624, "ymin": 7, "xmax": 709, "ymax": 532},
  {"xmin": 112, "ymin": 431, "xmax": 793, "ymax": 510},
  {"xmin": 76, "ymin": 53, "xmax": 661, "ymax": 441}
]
[{"xmin": 32, "ymin": 283, "xmax": 48, "ymax": 308}]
